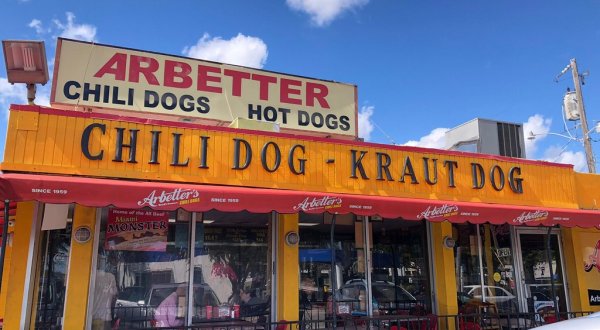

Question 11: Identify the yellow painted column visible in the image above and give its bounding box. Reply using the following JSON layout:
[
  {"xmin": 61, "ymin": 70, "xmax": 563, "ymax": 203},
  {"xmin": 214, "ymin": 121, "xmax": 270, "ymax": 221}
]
[
  {"xmin": 561, "ymin": 227, "xmax": 588, "ymax": 311},
  {"xmin": 3, "ymin": 202, "xmax": 41, "ymax": 330},
  {"xmin": 0, "ymin": 217, "xmax": 15, "ymax": 320},
  {"xmin": 430, "ymin": 221, "xmax": 458, "ymax": 326},
  {"xmin": 63, "ymin": 205, "xmax": 97, "ymax": 329},
  {"xmin": 277, "ymin": 213, "xmax": 299, "ymax": 322}
]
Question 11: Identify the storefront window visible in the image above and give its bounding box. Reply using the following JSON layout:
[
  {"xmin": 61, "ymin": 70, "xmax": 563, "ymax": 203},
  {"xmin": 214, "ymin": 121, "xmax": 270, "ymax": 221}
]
[
  {"xmin": 454, "ymin": 224, "xmax": 518, "ymax": 313},
  {"xmin": 371, "ymin": 219, "xmax": 432, "ymax": 315},
  {"xmin": 299, "ymin": 213, "xmax": 365, "ymax": 321},
  {"xmin": 191, "ymin": 211, "xmax": 272, "ymax": 322},
  {"xmin": 91, "ymin": 208, "xmax": 190, "ymax": 329},
  {"xmin": 91, "ymin": 209, "xmax": 272, "ymax": 328}
]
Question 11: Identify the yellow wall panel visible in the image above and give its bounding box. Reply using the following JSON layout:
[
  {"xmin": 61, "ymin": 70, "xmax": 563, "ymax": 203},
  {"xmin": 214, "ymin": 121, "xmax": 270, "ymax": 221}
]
[{"xmin": 1, "ymin": 108, "xmax": 584, "ymax": 209}]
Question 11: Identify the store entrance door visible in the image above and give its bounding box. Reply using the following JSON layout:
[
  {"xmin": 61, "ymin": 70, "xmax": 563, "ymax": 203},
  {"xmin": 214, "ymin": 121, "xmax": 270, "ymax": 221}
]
[
  {"xmin": 30, "ymin": 224, "xmax": 72, "ymax": 329},
  {"xmin": 514, "ymin": 229, "xmax": 568, "ymax": 317}
]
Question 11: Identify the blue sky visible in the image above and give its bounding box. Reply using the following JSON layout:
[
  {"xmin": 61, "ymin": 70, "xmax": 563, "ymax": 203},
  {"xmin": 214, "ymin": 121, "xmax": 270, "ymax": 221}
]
[{"xmin": 1, "ymin": 0, "xmax": 600, "ymax": 171}]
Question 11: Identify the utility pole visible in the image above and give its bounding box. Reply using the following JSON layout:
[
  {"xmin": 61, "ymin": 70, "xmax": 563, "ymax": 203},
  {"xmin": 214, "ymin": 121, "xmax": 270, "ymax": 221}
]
[{"xmin": 570, "ymin": 59, "xmax": 596, "ymax": 173}]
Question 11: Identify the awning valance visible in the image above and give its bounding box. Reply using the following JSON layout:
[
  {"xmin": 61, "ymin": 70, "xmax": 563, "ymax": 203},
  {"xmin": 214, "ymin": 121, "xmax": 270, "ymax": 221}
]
[{"xmin": 1, "ymin": 173, "xmax": 598, "ymax": 228}]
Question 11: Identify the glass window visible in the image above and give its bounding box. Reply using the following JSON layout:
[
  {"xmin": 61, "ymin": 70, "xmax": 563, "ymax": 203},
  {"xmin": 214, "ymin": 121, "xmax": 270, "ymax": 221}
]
[
  {"xmin": 454, "ymin": 223, "xmax": 518, "ymax": 313},
  {"xmin": 298, "ymin": 213, "xmax": 365, "ymax": 322},
  {"xmin": 191, "ymin": 211, "xmax": 272, "ymax": 323},
  {"xmin": 371, "ymin": 219, "xmax": 431, "ymax": 315},
  {"xmin": 91, "ymin": 208, "xmax": 190, "ymax": 329},
  {"xmin": 91, "ymin": 209, "xmax": 273, "ymax": 328}
]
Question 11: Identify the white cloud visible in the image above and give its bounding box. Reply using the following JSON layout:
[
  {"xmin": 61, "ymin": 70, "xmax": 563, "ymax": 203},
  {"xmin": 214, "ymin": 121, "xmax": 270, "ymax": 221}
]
[
  {"xmin": 286, "ymin": 0, "xmax": 369, "ymax": 26},
  {"xmin": 0, "ymin": 78, "xmax": 27, "ymax": 118},
  {"xmin": 523, "ymin": 114, "xmax": 552, "ymax": 158},
  {"xmin": 404, "ymin": 128, "xmax": 449, "ymax": 149},
  {"xmin": 28, "ymin": 19, "xmax": 47, "ymax": 34},
  {"xmin": 543, "ymin": 145, "xmax": 587, "ymax": 172},
  {"xmin": 183, "ymin": 33, "xmax": 268, "ymax": 69},
  {"xmin": 358, "ymin": 105, "xmax": 374, "ymax": 141},
  {"xmin": 53, "ymin": 12, "xmax": 97, "ymax": 42},
  {"xmin": 0, "ymin": 78, "xmax": 51, "ymax": 113}
]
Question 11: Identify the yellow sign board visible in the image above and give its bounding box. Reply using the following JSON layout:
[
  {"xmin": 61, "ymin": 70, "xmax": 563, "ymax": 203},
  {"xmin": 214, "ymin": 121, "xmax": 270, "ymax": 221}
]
[
  {"xmin": 51, "ymin": 38, "xmax": 357, "ymax": 137},
  {"xmin": 2, "ymin": 107, "xmax": 581, "ymax": 209}
]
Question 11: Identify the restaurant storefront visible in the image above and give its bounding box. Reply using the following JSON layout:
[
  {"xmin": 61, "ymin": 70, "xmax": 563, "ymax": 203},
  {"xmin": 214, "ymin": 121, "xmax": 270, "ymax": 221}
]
[{"xmin": 0, "ymin": 39, "xmax": 599, "ymax": 329}]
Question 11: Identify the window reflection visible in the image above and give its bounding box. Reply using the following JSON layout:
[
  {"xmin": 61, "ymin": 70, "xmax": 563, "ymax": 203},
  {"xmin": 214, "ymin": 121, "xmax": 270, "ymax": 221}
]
[
  {"xmin": 371, "ymin": 219, "xmax": 431, "ymax": 315},
  {"xmin": 91, "ymin": 208, "xmax": 272, "ymax": 329},
  {"xmin": 454, "ymin": 224, "xmax": 518, "ymax": 313}
]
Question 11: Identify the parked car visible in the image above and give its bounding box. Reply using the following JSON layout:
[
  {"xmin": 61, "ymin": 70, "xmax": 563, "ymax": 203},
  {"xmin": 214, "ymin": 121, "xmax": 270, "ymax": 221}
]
[
  {"xmin": 464, "ymin": 285, "xmax": 517, "ymax": 312},
  {"xmin": 532, "ymin": 311, "xmax": 600, "ymax": 329},
  {"xmin": 114, "ymin": 283, "xmax": 219, "ymax": 328}
]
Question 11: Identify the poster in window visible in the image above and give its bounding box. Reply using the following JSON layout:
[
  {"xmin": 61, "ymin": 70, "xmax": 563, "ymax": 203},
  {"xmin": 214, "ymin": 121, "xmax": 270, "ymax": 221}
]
[{"xmin": 105, "ymin": 208, "xmax": 168, "ymax": 251}]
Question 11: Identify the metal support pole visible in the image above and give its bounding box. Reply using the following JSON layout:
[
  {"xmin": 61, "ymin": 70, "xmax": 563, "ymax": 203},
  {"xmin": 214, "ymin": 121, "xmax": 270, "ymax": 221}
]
[
  {"xmin": 570, "ymin": 59, "xmax": 596, "ymax": 173},
  {"xmin": 330, "ymin": 214, "xmax": 337, "ymax": 327},
  {"xmin": 546, "ymin": 227, "xmax": 559, "ymax": 319},
  {"xmin": 0, "ymin": 200, "xmax": 10, "ymax": 293}
]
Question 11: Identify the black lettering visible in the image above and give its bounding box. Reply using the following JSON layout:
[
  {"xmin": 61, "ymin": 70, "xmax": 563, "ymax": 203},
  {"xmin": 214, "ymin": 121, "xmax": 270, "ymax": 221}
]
[
  {"xmin": 508, "ymin": 167, "xmax": 523, "ymax": 194},
  {"xmin": 197, "ymin": 96, "xmax": 210, "ymax": 113},
  {"xmin": 144, "ymin": 90, "xmax": 159, "ymax": 107},
  {"xmin": 350, "ymin": 150, "xmax": 369, "ymax": 179},
  {"xmin": 339, "ymin": 116, "xmax": 350, "ymax": 131},
  {"xmin": 261, "ymin": 141, "xmax": 281, "ymax": 172},
  {"xmin": 103, "ymin": 85, "xmax": 110, "ymax": 103},
  {"xmin": 399, "ymin": 156, "xmax": 418, "ymax": 184},
  {"xmin": 248, "ymin": 104, "xmax": 262, "ymax": 120},
  {"xmin": 289, "ymin": 144, "xmax": 306, "ymax": 175},
  {"xmin": 264, "ymin": 106, "xmax": 277, "ymax": 122},
  {"xmin": 311, "ymin": 112, "xmax": 324, "ymax": 128},
  {"xmin": 64, "ymin": 80, "xmax": 81, "ymax": 100},
  {"xmin": 81, "ymin": 123, "xmax": 105, "ymax": 160},
  {"xmin": 171, "ymin": 133, "xmax": 189, "ymax": 166},
  {"xmin": 444, "ymin": 160, "xmax": 458, "ymax": 187},
  {"xmin": 161, "ymin": 93, "xmax": 177, "ymax": 110},
  {"xmin": 83, "ymin": 83, "xmax": 101, "ymax": 102},
  {"xmin": 490, "ymin": 165, "xmax": 505, "ymax": 191},
  {"xmin": 298, "ymin": 111, "xmax": 310, "ymax": 126},
  {"xmin": 471, "ymin": 163, "xmax": 485, "ymax": 189},
  {"xmin": 199, "ymin": 136, "xmax": 210, "ymax": 169},
  {"xmin": 149, "ymin": 130, "xmax": 161, "ymax": 164},
  {"xmin": 423, "ymin": 157, "xmax": 438, "ymax": 185},
  {"xmin": 180, "ymin": 94, "xmax": 195, "ymax": 112},
  {"xmin": 233, "ymin": 138, "xmax": 252, "ymax": 170},
  {"xmin": 114, "ymin": 128, "xmax": 139, "ymax": 163},
  {"xmin": 111, "ymin": 86, "xmax": 126, "ymax": 105},
  {"xmin": 278, "ymin": 108, "xmax": 290, "ymax": 124},
  {"xmin": 325, "ymin": 114, "xmax": 338, "ymax": 129},
  {"xmin": 376, "ymin": 152, "xmax": 393, "ymax": 181}
]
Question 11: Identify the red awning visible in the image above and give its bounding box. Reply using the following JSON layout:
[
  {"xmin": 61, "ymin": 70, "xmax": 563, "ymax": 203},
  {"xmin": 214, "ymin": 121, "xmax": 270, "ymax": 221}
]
[{"xmin": 0, "ymin": 173, "xmax": 598, "ymax": 229}]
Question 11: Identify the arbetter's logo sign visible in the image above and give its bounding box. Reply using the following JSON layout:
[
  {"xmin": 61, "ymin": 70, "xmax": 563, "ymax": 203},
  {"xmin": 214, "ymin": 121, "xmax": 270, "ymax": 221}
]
[
  {"xmin": 293, "ymin": 196, "xmax": 342, "ymax": 212},
  {"xmin": 512, "ymin": 210, "xmax": 549, "ymax": 224},
  {"xmin": 137, "ymin": 188, "xmax": 200, "ymax": 207},
  {"xmin": 417, "ymin": 204, "xmax": 459, "ymax": 219}
]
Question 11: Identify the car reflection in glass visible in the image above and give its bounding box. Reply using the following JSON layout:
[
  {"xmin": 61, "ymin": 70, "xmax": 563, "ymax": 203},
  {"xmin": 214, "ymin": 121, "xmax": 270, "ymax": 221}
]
[{"xmin": 336, "ymin": 280, "xmax": 420, "ymax": 316}]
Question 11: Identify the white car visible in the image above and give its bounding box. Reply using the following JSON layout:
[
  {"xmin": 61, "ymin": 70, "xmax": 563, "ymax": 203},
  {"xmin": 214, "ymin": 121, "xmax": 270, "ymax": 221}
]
[
  {"xmin": 533, "ymin": 311, "xmax": 600, "ymax": 329},
  {"xmin": 464, "ymin": 285, "xmax": 516, "ymax": 304}
]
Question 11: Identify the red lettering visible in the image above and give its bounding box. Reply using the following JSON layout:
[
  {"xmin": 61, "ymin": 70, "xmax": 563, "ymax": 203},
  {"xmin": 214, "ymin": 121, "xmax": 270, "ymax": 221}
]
[
  {"xmin": 306, "ymin": 82, "xmax": 330, "ymax": 108},
  {"xmin": 280, "ymin": 78, "xmax": 302, "ymax": 105},
  {"xmin": 197, "ymin": 65, "xmax": 222, "ymax": 93},
  {"xmin": 93, "ymin": 53, "xmax": 127, "ymax": 81},
  {"xmin": 251, "ymin": 74, "xmax": 277, "ymax": 101},
  {"xmin": 164, "ymin": 60, "xmax": 192, "ymax": 88},
  {"xmin": 129, "ymin": 55, "xmax": 159, "ymax": 85},
  {"xmin": 223, "ymin": 69, "xmax": 250, "ymax": 97}
]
